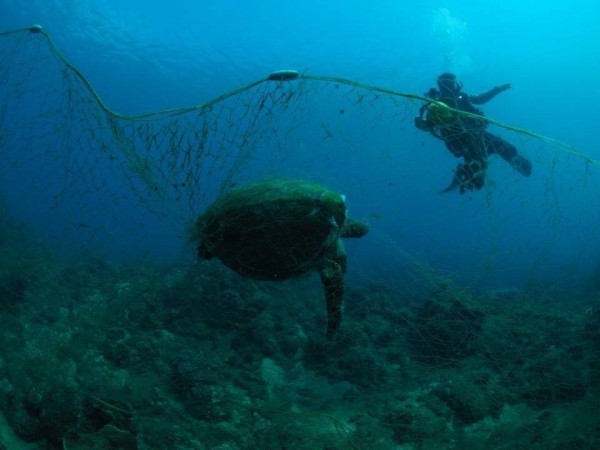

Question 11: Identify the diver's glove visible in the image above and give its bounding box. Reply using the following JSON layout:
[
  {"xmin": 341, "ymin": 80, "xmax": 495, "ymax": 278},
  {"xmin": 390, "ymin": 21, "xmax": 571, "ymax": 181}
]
[
  {"xmin": 414, "ymin": 116, "xmax": 430, "ymax": 131},
  {"xmin": 496, "ymin": 83, "xmax": 512, "ymax": 93}
]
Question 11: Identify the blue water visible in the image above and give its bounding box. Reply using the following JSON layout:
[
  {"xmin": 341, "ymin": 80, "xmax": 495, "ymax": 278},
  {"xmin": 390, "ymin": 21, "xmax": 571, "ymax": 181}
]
[{"xmin": 2, "ymin": 0, "xmax": 600, "ymax": 289}]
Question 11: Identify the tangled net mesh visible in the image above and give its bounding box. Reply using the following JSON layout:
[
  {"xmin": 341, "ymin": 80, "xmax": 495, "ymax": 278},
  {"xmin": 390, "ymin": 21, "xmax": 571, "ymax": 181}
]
[{"xmin": 0, "ymin": 26, "xmax": 599, "ymax": 449}]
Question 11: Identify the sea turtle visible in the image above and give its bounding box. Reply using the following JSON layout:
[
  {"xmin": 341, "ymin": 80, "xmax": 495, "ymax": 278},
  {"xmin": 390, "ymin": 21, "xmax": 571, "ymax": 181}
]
[{"xmin": 191, "ymin": 178, "xmax": 369, "ymax": 339}]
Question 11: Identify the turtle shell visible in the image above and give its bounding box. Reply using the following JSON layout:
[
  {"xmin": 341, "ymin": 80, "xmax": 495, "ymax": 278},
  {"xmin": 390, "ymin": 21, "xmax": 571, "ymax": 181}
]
[{"xmin": 192, "ymin": 179, "xmax": 347, "ymax": 280}]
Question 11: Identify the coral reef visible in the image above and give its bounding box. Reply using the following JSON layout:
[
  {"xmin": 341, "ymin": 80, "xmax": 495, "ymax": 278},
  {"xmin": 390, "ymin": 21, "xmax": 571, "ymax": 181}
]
[{"xmin": 0, "ymin": 244, "xmax": 599, "ymax": 449}]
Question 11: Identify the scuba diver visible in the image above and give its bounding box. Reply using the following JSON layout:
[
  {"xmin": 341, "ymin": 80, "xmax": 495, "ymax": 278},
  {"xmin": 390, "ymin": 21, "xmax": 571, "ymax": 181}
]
[{"xmin": 414, "ymin": 72, "xmax": 532, "ymax": 194}]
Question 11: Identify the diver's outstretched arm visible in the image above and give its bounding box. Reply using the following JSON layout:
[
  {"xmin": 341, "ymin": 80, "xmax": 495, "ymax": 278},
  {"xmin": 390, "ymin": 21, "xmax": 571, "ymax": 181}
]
[{"xmin": 470, "ymin": 83, "xmax": 511, "ymax": 104}]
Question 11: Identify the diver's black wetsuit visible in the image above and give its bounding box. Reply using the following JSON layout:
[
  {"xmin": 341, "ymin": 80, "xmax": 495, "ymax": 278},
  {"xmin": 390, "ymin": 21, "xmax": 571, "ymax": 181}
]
[{"xmin": 416, "ymin": 80, "xmax": 532, "ymax": 193}]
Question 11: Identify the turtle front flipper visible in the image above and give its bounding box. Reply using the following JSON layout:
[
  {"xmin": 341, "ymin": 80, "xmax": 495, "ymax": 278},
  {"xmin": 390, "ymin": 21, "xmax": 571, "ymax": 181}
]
[
  {"xmin": 319, "ymin": 240, "xmax": 347, "ymax": 339},
  {"xmin": 340, "ymin": 218, "xmax": 369, "ymax": 238},
  {"xmin": 319, "ymin": 260, "xmax": 344, "ymax": 340}
]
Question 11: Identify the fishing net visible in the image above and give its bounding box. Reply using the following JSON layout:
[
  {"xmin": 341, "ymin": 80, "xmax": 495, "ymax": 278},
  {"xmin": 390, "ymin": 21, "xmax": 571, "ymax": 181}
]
[{"xmin": 0, "ymin": 25, "xmax": 599, "ymax": 449}]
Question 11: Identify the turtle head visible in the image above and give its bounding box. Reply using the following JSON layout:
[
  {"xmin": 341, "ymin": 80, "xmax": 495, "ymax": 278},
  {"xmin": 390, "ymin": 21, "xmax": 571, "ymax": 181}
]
[{"xmin": 340, "ymin": 218, "xmax": 369, "ymax": 238}]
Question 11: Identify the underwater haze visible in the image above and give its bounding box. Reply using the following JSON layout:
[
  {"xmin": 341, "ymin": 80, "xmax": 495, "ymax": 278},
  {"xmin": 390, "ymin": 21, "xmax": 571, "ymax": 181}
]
[
  {"xmin": 1, "ymin": 0, "xmax": 600, "ymax": 286},
  {"xmin": 1, "ymin": 1, "xmax": 600, "ymax": 449}
]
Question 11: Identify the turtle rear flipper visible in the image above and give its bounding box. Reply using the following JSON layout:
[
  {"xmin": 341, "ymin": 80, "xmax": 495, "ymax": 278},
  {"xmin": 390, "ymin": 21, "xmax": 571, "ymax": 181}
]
[
  {"xmin": 319, "ymin": 258, "xmax": 344, "ymax": 340},
  {"xmin": 340, "ymin": 218, "xmax": 369, "ymax": 238}
]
